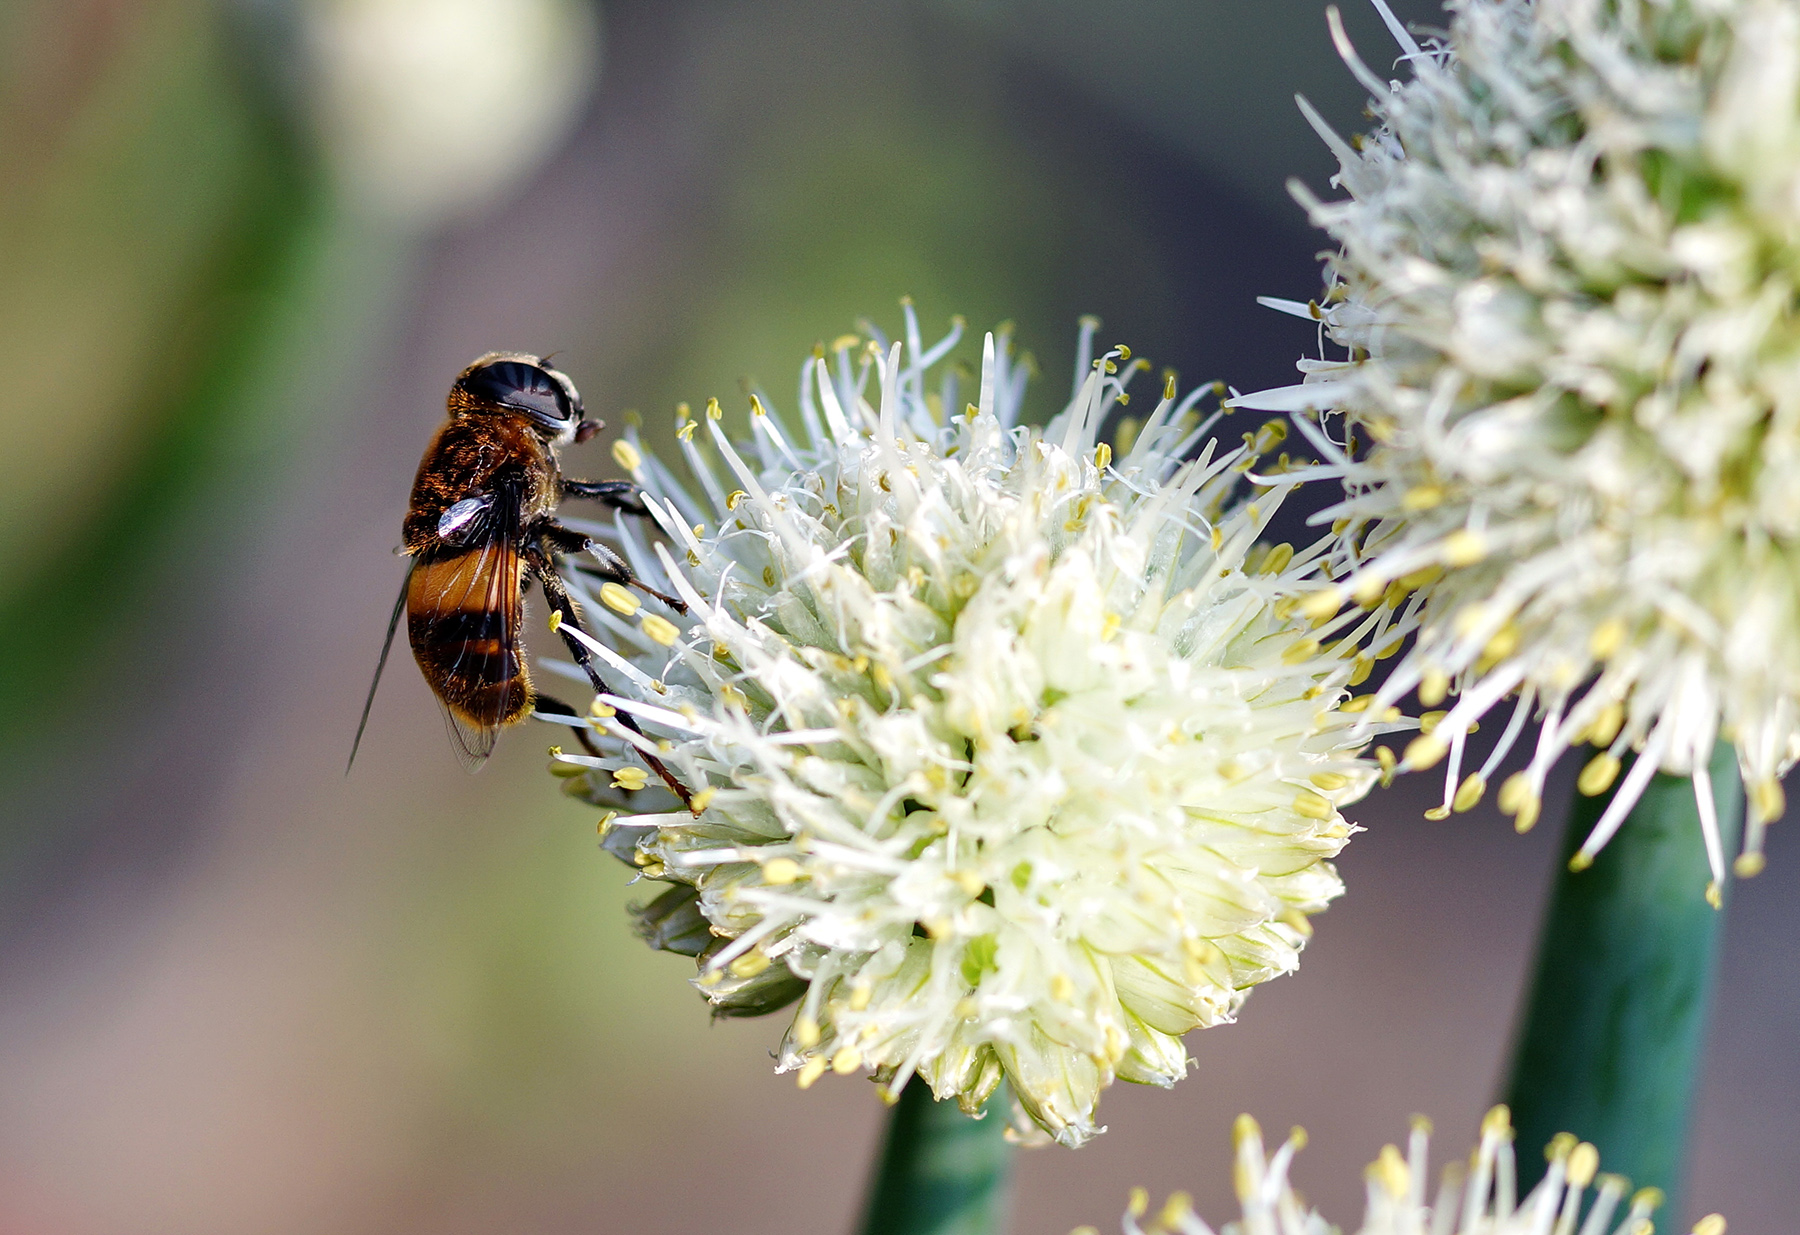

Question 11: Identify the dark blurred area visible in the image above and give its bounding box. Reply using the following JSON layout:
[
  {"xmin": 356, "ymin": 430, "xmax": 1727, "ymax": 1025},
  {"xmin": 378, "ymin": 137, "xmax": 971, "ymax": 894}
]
[{"xmin": 0, "ymin": 2, "xmax": 1792, "ymax": 1232}]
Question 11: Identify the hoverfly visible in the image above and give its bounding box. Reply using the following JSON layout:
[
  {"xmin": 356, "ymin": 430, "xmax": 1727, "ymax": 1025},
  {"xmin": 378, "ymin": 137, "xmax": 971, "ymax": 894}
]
[{"xmin": 350, "ymin": 352, "xmax": 691, "ymax": 803}]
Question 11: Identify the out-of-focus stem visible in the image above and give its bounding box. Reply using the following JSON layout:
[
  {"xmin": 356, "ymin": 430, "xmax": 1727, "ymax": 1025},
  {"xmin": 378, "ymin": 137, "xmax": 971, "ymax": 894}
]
[
  {"xmin": 858, "ymin": 1081, "xmax": 1013, "ymax": 1235},
  {"xmin": 1505, "ymin": 741, "xmax": 1743, "ymax": 1221}
]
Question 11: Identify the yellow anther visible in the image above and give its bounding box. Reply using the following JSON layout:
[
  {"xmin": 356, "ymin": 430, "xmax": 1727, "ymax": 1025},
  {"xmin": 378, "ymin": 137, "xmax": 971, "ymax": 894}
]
[
  {"xmin": 1424, "ymin": 805, "xmax": 1451, "ymax": 820},
  {"xmin": 1569, "ymin": 851, "xmax": 1595, "ymax": 872},
  {"xmin": 1311, "ymin": 771, "xmax": 1351, "ymax": 791},
  {"xmin": 1127, "ymin": 1187, "xmax": 1150, "ymax": 1218},
  {"xmin": 762, "ymin": 857, "xmax": 802, "ymax": 885},
  {"xmin": 689, "ymin": 787, "xmax": 715, "ymax": 812},
  {"xmin": 1050, "ymin": 974, "xmax": 1075, "ymax": 1001},
  {"xmin": 1546, "ymin": 1132, "xmax": 1578, "ymax": 1162},
  {"xmin": 1632, "ymin": 1186, "xmax": 1665, "ymax": 1212},
  {"xmin": 1210, "ymin": 525, "xmax": 1224, "ymax": 551},
  {"xmin": 1156, "ymin": 1192, "xmax": 1193, "ymax": 1229},
  {"xmin": 849, "ymin": 982, "xmax": 873, "ymax": 1011},
  {"xmin": 641, "ymin": 614, "xmax": 681, "ymax": 646},
  {"xmin": 794, "ymin": 1015, "xmax": 821, "ymax": 1048},
  {"xmin": 594, "ymin": 811, "xmax": 617, "ymax": 836},
  {"xmin": 599, "ymin": 582, "xmax": 640, "ymax": 615},
  {"xmin": 1353, "ymin": 574, "xmax": 1386, "ymax": 606},
  {"xmin": 1162, "ymin": 372, "xmax": 1177, "ymax": 400},
  {"xmin": 1482, "ymin": 622, "xmax": 1520, "ymax": 662},
  {"xmin": 1751, "ymin": 778, "xmax": 1786, "ymax": 823},
  {"xmin": 705, "ymin": 397, "xmax": 723, "ymax": 420},
  {"xmin": 1590, "ymin": 701, "xmax": 1625, "ymax": 747},
  {"xmin": 1299, "ymin": 587, "xmax": 1344, "ymax": 620},
  {"xmin": 1705, "ymin": 880, "xmax": 1723, "ymax": 909},
  {"xmin": 1578, "ymin": 752, "xmax": 1622, "ymax": 797},
  {"xmin": 611, "ymin": 439, "xmax": 643, "ymax": 471},
  {"xmin": 547, "ymin": 610, "xmax": 564, "ymax": 634},
  {"xmin": 1442, "ymin": 529, "xmax": 1487, "ymax": 565},
  {"xmin": 676, "ymin": 420, "xmax": 698, "ymax": 441},
  {"xmin": 1261, "ymin": 542, "xmax": 1295, "ymax": 575},
  {"xmin": 1498, "ymin": 771, "xmax": 1531, "ymax": 813},
  {"xmin": 1349, "ymin": 655, "xmax": 1374, "ymax": 685},
  {"xmin": 1278, "ymin": 909, "xmax": 1314, "ymax": 937},
  {"xmin": 1341, "ymin": 694, "xmax": 1375, "ymax": 713},
  {"xmin": 726, "ymin": 489, "xmax": 748, "ymax": 510},
  {"xmin": 1453, "ymin": 773, "xmax": 1487, "ymax": 813},
  {"xmin": 1093, "ymin": 442, "xmax": 1112, "ymax": 469},
  {"xmin": 1289, "ymin": 1126, "xmax": 1309, "ymax": 1151},
  {"xmin": 1590, "ymin": 617, "xmax": 1629, "ymax": 659},
  {"xmin": 1734, "ymin": 851, "xmax": 1766, "ymax": 878},
  {"xmin": 749, "ymin": 393, "xmax": 767, "ymax": 417},
  {"xmin": 1419, "ymin": 710, "xmax": 1449, "ymax": 736},
  {"xmin": 1372, "ymin": 1143, "xmax": 1410, "ymax": 1199},
  {"xmin": 1692, "ymin": 1214, "xmax": 1727, "ymax": 1235},
  {"xmin": 548, "ymin": 757, "xmax": 586, "ymax": 778},
  {"xmin": 611, "ymin": 767, "xmax": 649, "ymax": 791},
  {"xmin": 1567, "ymin": 1142, "xmax": 1599, "ymax": 1187},
  {"xmin": 831, "ymin": 1046, "xmax": 862, "ymax": 1074},
  {"xmin": 1282, "ymin": 637, "xmax": 1322, "ymax": 665},
  {"xmin": 1410, "ymin": 1114, "xmax": 1434, "ymax": 1137},
  {"xmin": 730, "ymin": 950, "xmax": 770, "ymax": 978},
  {"xmin": 1232, "ymin": 1113, "xmax": 1261, "ymax": 1149},
  {"xmin": 1294, "ymin": 790, "xmax": 1334, "ymax": 820},
  {"xmin": 1402, "ymin": 484, "xmax": 1444, "ymax": 511},
  {"xmin": 1405, "ymin": 734, "xmax": 1450, "ymax": 770},
  {"xmin": 1375, "ymin": 745, "xmax": 1397, "ymax": 775},
  {"xmin": 796, "ymin": 1057, "xmax": 828, "ymax": 1089},
  {"xmin": 952, "ymin": 870, "xmax": 985, "ymax": 897},
  {"xmin": 1480, "ymin": 1104, "xmax": 1512, "ymax": 1138}
]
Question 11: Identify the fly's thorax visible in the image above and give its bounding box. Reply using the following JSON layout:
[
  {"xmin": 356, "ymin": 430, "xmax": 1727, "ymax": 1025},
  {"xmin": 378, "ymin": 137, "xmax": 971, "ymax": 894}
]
[{"xmin": 402, "ymin": 414, "xmax": 561, "ymax": 551}]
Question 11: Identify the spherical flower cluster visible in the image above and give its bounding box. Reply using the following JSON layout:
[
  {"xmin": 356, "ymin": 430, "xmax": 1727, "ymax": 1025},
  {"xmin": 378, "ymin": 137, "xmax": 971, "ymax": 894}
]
[
  {"xmin": 549, "ymin": 310, "xmax": 1397, "ymax": 1145},
  {"xmin": 1091, "ymin": 1107, "xmax": 1718, "ymax": 1235},
  {"xmin": 1237, "ymin": 0, "xmax": 1800, "ymax": 892}
]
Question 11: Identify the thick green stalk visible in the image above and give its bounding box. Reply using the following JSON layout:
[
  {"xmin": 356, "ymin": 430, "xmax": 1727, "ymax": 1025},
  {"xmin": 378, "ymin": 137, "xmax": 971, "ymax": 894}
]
[
  {"xmin": 1505, "ymin": 742, "xmax": 1743, "ymax": 1219},
  {"xmin": 858, "ymin": 1082, "xmax": 1013, "ymax": 1235}
]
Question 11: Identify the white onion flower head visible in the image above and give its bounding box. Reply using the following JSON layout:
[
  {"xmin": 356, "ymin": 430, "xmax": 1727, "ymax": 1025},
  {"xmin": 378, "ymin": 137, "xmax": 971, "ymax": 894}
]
[
  {"xmin": 1237, "ymin": 0, "xmax": 1800, "ymax": 894},
  {"xmin": 1089, "ymin": 1107, "xmax": 1721, "ymax": 1235},
  {"xmin": 552, "ymin": 309, "xmax": 1392, "ymax": 1146}
]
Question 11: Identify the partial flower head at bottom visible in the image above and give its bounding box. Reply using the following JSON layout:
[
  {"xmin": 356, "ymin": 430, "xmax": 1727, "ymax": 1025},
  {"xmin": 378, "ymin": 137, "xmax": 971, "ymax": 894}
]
[
  {"xmin": 1092, "ymin": 1108, "xmax": 1720, "ymax": 1235},
  {"xmin": 552, "ymin": 311, "xmax": 1396, "ymax": 1146}
]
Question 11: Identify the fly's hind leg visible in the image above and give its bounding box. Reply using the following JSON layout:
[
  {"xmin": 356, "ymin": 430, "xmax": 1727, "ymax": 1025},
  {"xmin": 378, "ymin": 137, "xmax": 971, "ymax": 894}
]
[
  {"xmin": 541, "ymin": 520, "xmax": 687, "ymax": 613},
  {"xmin": 525, "ymin": 545, "xmax": 694, "ymax": 808}
]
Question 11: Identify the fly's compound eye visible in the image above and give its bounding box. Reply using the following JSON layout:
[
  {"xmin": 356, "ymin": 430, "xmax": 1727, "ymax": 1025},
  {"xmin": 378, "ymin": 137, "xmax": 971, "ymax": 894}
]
[
  {"xmin": 460, "ymin": 358, "xmax": 577, "ymax": 426},
  {"xmin": 437, "ymin": 495, "xmax": 492, "ymax": 544}
]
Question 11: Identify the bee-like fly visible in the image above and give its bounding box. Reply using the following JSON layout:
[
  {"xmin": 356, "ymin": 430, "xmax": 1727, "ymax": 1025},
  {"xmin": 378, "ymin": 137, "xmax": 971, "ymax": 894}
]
[{"xmin": 350, "ymin": 352, "xmax": 691, "ymax": 804}]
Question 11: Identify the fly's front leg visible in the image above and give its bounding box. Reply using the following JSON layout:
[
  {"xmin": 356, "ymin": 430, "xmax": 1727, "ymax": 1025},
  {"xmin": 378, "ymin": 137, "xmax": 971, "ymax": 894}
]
[
  {"xmin": 562, "ymin": 479, "xmax": 650, "ymax": 517},
  {"xmin": 525, "ymin": 544, "xmax": 693, "ymax": 808},
  {"xmin": 541, "ymin": 520, "xmax": 687, "ymax": 613}
]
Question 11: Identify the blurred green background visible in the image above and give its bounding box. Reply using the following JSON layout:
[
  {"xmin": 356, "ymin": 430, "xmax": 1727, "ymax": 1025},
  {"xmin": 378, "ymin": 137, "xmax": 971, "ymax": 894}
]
[{"xmin": 0, "ymin": 2, "xmax": 1792, "ymax": 1232}]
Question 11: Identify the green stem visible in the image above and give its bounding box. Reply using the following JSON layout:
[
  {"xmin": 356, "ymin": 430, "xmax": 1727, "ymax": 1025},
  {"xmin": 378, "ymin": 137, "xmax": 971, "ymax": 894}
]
[
  {"xmin": 857, "ymin": 1082, "xmax": 1013, "ymax": 1235},
  {"xmin": 1505, "ymin": 741, "xmax": 1743, "ymax": 1218}
]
